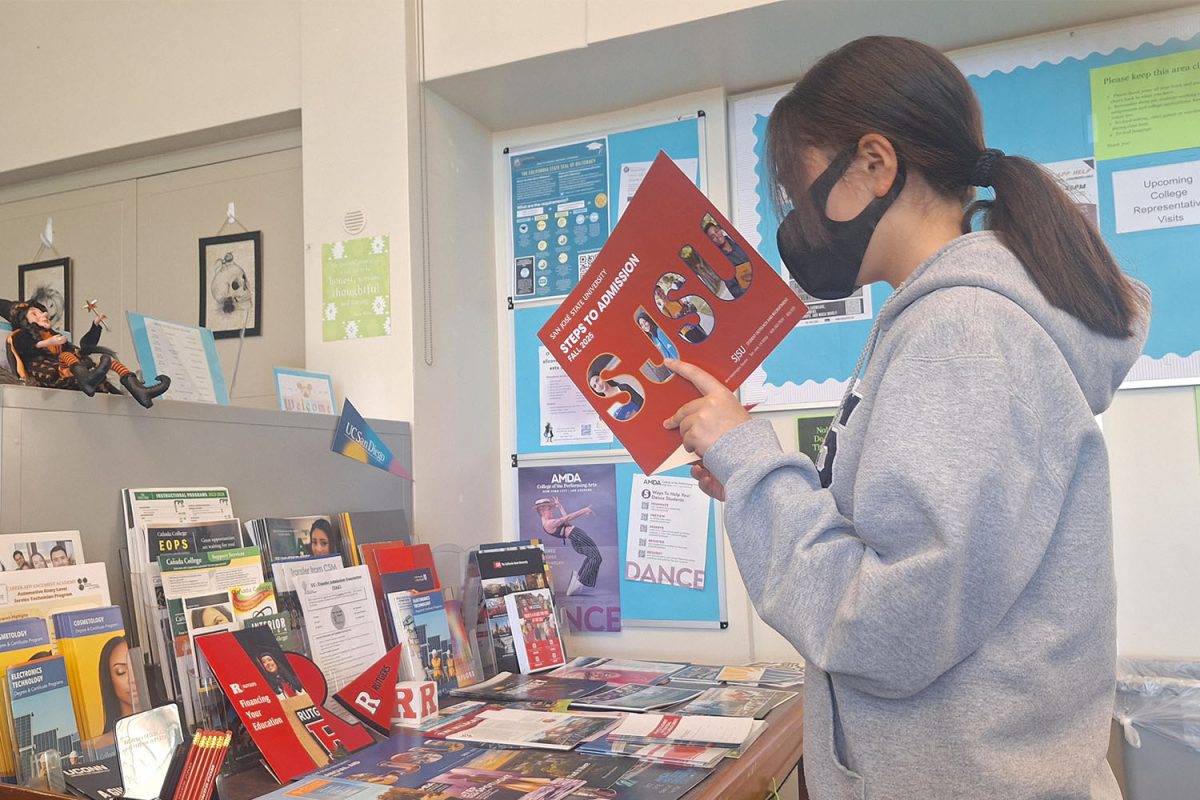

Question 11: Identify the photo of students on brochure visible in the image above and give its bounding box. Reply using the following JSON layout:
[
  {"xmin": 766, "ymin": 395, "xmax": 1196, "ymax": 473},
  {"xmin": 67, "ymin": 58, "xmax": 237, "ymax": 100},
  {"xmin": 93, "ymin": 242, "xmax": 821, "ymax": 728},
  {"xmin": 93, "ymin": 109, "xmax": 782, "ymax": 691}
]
[
  {"xmin": 517, "ymin": 464, "xmax": 621, "ymax": 633},
  {"xmin": 195, "ymin": 627, "xmax": 340, "ymax": 781},
  {"xmin": 262, "ymin": 515, "xmax": 346, "ymax": 563},
  {"xmin": 0, "ymin": 532, "xmax": 83, "ymax": 570}
]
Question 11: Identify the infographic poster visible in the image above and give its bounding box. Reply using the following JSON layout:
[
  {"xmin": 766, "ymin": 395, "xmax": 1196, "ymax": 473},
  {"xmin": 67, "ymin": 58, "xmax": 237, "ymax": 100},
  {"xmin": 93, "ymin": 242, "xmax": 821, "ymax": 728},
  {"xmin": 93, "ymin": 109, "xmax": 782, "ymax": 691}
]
[{"xmin": 510, "ymin": 140, "xmax": 610, "ymax": 301}]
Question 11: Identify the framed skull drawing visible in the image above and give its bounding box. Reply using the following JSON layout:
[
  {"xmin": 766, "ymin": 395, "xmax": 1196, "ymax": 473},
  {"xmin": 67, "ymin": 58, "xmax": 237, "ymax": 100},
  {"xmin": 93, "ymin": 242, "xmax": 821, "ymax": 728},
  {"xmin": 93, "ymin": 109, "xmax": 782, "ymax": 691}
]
[{"xmin": 199, "ymin": 231, "xmax": 262, "ymax": 338}]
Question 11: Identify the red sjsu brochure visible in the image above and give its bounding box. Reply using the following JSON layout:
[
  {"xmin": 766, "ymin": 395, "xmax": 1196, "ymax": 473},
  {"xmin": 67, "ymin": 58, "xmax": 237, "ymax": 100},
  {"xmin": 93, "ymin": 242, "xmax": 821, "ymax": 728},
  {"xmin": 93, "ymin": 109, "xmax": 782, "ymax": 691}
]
[{"xmin": 538, "ymin": 153, "xmax": 808, "ymax": 473}]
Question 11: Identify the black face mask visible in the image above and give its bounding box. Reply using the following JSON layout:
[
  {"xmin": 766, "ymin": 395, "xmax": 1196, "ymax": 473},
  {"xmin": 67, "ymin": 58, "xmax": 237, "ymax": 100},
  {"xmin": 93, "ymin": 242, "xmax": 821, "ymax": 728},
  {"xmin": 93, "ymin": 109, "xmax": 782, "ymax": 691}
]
[{"xmin": 776, "ymin": 147, "xmax": 906, "ymax": 300}]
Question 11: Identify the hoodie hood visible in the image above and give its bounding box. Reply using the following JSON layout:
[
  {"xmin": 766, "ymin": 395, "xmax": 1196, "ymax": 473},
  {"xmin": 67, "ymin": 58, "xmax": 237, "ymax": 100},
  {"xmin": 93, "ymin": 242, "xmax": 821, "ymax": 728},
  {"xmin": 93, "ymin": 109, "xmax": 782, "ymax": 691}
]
[{"xmin": 873, "ymin": 231, "xmax": 1149, "ymax": 416}]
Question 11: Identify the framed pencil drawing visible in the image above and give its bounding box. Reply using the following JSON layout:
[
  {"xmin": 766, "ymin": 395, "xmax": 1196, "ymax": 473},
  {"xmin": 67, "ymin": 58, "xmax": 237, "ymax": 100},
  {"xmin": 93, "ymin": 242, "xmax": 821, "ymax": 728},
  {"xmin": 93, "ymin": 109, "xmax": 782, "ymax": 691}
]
[{"xmin": 17, "ymin": 257, "xmax": 71, "ymax": 332}]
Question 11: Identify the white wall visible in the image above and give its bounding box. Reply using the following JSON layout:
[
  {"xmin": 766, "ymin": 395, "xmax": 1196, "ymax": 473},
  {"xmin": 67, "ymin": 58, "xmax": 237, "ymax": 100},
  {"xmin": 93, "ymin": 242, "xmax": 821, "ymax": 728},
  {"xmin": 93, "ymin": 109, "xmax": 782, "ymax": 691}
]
[
  {"xmin": 409, "ymin": 89, "xmax": 504, "ymax": 547},
  {"xmin": 299, "ymin": 0, "xmax": 417, "ymax": 424},
  {"xmin": 1106, "ymin": 387, "xmax": 1200, "ymax": 658},
  {"xmin": 420, "ymin": 0, "xmax": 781, "ymax": 80},
  {"xmin": 0, "ymin": 0, "xmax": 300, "ymax": 174},
  {"xmin": 135, "ymin": 150, "xmax": 306, "ymax": 408}
]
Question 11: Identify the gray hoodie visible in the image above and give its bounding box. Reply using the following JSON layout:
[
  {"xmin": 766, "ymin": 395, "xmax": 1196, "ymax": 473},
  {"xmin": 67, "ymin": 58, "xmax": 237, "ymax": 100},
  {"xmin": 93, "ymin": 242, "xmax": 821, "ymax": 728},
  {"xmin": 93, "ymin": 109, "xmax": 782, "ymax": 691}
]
[{"xmin": 704, "ymin": 232, "xmax": 1148, "ymax": 799}]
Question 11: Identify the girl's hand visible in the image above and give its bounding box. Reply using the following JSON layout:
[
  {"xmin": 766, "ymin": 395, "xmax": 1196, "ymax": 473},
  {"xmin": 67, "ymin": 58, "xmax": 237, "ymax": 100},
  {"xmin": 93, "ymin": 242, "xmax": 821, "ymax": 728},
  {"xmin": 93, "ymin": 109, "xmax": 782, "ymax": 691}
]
[
  {"xmin": 691, "ymin": 461, "xmax": 726, "ymax": 502},
  {"xmin": 662, "ymin": 359, "xmax": 751, "ymax": 459}
]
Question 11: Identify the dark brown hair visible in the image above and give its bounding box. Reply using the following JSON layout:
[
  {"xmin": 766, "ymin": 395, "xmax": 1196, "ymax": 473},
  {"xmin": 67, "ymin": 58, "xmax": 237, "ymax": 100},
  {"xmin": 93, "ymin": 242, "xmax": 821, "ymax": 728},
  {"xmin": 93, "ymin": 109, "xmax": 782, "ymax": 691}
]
[{"xmin": 766, "ymin": 36, "xmax": 1147, "ymax": 338}]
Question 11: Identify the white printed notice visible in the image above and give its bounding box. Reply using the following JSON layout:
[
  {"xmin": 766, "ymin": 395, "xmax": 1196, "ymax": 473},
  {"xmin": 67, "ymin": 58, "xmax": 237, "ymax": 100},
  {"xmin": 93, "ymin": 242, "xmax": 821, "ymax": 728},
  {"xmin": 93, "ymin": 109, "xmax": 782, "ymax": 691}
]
[
  {"xmin": 143, "ymin": 317, "xmax": 220, "ymax": 403},
  {"xmin": 616, "ymin": 158, "xmax": 699, "ymax": 221},
  {"xmin": 1111, "ymin": 160, "xmax": 1200, "ymax": 233},
  {"xmin": 625, "ymin": 475, "xmax": 710, "ymax": 591},
  {"xmin": 296, "ymin": 565, "xmax": 387, "ymax": 693},
  {"xmin": 1043, "ymin": 158, "xmax": 1099, "ymax": 225},
  {"xmin": 539, "ymin": 346, "xmax": 613, "ymax": 447}
]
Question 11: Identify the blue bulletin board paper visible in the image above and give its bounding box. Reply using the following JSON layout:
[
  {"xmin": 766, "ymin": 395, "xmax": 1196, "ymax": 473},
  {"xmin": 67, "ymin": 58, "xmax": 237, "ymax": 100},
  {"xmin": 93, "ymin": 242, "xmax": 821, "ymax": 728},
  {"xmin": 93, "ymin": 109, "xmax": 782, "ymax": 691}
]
[
  {"xmin": 729, "ymin": 33, "xmax": 1200, "ymax": 404},
  {"xmin": 967, "ymin": 36, "xmax": 1200, "ymax": 385}
]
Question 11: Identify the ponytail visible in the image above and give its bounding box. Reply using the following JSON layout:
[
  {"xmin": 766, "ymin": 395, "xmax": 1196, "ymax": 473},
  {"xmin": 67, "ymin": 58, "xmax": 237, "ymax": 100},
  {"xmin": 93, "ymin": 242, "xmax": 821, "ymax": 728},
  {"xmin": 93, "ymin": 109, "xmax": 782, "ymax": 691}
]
[
  {"xmin": 967, "ymin": 153, "xmax": 1148, "ymax": 338},
  {"xmin": 767, "ymin": 36, "xmax": 1149, "ymax": 339}
]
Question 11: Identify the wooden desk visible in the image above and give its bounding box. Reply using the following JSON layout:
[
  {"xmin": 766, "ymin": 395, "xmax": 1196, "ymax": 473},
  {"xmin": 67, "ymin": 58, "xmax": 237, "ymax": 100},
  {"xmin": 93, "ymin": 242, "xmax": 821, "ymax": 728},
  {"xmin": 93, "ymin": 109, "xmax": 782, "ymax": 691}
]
[
  {"xmin": 0, "ymin": 697, "xmax": 806, "ymax": 800},
  {"xmin": 690, "ymin": 694, "xmax": 806, "ymax": 800}
]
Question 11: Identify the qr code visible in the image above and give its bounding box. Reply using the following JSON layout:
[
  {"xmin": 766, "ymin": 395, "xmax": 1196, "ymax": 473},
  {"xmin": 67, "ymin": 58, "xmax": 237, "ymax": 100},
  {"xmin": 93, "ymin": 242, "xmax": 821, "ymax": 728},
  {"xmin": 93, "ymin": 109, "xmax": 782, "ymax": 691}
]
[
  {"xmin": 578, "ymin": 251, "xmax": 598, "ymax": 278},
  {"xmin": 580, "ymin": 424, "xmax": 592, "ymax": 436}
]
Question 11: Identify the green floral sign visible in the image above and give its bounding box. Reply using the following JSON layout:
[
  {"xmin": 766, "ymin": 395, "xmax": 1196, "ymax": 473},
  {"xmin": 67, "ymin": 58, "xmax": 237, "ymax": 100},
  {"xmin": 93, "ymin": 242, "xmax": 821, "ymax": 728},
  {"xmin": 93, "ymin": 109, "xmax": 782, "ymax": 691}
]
[{"xmin": 322, "ymin": 235, "xmax": 391, "ymax": 341}]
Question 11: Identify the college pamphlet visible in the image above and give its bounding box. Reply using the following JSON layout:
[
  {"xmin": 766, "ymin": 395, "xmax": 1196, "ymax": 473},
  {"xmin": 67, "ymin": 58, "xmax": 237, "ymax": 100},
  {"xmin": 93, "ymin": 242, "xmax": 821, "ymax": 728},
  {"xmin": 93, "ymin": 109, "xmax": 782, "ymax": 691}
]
[
  {"xmin": 295, "ymin": 565, "xmax": 387, "ymax": 694},
  {"xmin": 5, "ymin": 655, "xmax": 78, "ymax": 790},
  {"xmin": 503, "ymin": 589, "xmax": 566, "ymax": 674},
  {"xmin": 0, "ymin": 617, "xmax": 55, "ymax": 781},
  {"xmin": 195, "ymin": 627, "xmax": 371, "ymax": 783},
  {"xmin": 537, "ymin": 152, "xmax": 808, "ymax": 473}
]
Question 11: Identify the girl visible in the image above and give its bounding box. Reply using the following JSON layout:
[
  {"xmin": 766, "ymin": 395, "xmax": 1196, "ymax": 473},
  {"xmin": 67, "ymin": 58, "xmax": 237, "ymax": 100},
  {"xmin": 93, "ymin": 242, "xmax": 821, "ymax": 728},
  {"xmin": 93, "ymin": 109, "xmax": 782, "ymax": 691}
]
[
  {"xmin": 98, "ymin": 636, "xmax": 136, "ymax": 749},
  {"xmin": 636, "ymin": 311, "xmax": 677, "ymax": 381},
  {"xmin": 534, "ymin": 497, "xmax": 602, "ymax": 596},
  {"xmin": 665, "ymin": 36, "xmax": 1148, "ymax": 799}
]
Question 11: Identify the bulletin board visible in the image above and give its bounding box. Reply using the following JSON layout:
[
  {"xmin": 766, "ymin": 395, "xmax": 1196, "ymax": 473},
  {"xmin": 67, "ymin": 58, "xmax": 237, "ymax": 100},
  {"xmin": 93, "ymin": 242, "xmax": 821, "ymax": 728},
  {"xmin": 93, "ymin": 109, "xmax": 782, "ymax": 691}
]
[
  {"xmin": 729, "ymin": 22, "xmax": 1200, "ymax": 407},
  {"xmin": 516, "ymin": 457, "xmax": 727, "ymax": 629},
  {"xmin": 503, "ymin": 107, "xmax": 726, "ymax": 627},
  {"xmin": 509, "ymin": 115, "xmax": 706, "ymax": 456}
]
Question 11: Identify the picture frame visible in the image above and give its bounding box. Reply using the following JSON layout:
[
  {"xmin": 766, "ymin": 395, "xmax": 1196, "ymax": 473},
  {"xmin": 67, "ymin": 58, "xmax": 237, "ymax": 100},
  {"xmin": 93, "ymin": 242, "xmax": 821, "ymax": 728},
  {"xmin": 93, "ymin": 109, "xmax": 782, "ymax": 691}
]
[
  {"xmin": 273, "ymin": 367, "xmax": 336, "ymax": 414},
  {"xmin": 199, "ymin": 231, "xmax": 262, "ymax": 339},
  {"xmin": 17, "ymin": 257, "xmax": 72, "ymax": 332}
]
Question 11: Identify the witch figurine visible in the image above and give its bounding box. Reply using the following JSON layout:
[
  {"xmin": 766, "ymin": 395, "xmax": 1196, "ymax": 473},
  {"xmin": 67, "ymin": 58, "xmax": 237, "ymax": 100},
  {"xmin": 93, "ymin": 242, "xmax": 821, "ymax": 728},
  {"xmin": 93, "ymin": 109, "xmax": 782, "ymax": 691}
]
[{"xmin": 2, "ymin": 298, "xmax": 170, "ymax": 408}]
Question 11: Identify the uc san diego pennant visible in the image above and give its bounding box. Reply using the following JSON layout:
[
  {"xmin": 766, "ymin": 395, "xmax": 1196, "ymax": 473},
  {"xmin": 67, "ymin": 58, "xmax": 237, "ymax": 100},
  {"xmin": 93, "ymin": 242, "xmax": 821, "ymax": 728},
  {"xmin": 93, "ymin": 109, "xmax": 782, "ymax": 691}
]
[{"xmin": 332, "ymin": 398, "xmax": 413, "ymax": 480}]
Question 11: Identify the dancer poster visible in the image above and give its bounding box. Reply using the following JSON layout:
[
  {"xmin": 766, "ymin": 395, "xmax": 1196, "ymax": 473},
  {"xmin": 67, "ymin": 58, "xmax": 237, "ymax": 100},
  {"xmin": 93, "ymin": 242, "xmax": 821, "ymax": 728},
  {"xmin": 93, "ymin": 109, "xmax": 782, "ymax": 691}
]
[
  {"xmin": 517, "ymin": 464, "xmax": 621, "ymax": 632},
  {"xmin": 538, "ymin": 153, "xmax": 807, "ymax": 474}
]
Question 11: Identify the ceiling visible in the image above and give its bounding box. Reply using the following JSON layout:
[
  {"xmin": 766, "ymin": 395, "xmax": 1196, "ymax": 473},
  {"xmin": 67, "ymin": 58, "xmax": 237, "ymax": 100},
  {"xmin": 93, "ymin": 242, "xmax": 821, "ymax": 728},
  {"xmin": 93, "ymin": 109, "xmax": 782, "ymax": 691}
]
[{"xmin": 423, "ymin": 0, "xmax": 1199, "ymax": 132}]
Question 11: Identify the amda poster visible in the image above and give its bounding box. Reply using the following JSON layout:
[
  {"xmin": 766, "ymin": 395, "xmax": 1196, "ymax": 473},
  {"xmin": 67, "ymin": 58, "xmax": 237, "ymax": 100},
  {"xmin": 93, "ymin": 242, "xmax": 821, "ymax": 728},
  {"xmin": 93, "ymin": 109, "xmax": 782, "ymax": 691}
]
[
  {"xmin": 322, "ymin": 235, "xmax": 391, "ymax": 341},
  {"xmin": 517, "ymin": 464, "xmax": 621, "ymax": 632}
]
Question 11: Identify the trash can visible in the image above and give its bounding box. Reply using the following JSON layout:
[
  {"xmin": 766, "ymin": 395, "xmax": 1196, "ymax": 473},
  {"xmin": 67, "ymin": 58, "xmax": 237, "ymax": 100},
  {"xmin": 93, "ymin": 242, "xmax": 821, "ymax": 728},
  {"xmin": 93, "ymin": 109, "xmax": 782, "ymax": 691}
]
[{"xmin": 1114, "ymin": 658, "xmax": 1200, "ymax": 800}]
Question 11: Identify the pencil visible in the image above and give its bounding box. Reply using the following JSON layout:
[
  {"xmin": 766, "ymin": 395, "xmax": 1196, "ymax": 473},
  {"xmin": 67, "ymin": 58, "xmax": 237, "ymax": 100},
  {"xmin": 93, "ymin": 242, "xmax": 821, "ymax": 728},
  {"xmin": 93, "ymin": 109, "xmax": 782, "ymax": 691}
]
[
  {"xmin": 180, "ymin": 732, "xmax": 216, "ymax": 800},
  {"xmin": 195, "ymin": 731, "xmax": 232, "ymax": 800},
  {"xmin": 170, "ymin": 731, "xmax": 204, "ymax": 800}
]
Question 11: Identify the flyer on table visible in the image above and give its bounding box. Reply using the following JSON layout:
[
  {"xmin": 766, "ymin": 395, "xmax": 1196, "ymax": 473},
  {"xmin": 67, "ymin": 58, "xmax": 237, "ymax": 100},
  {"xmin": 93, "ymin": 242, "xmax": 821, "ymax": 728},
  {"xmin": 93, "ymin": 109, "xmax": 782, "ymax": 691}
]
[{"xmin": 537, "ymin": 152, "xmax": 808, "ymax": 474}]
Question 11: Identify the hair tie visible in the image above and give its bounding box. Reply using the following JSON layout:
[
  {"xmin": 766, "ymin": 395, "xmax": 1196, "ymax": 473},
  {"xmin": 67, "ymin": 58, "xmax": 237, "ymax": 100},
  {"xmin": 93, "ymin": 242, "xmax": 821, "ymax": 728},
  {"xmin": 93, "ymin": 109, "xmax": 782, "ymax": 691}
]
[{"xmin": 970, "ymin": 148, "xmax": 1005, "ymax": 187}]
